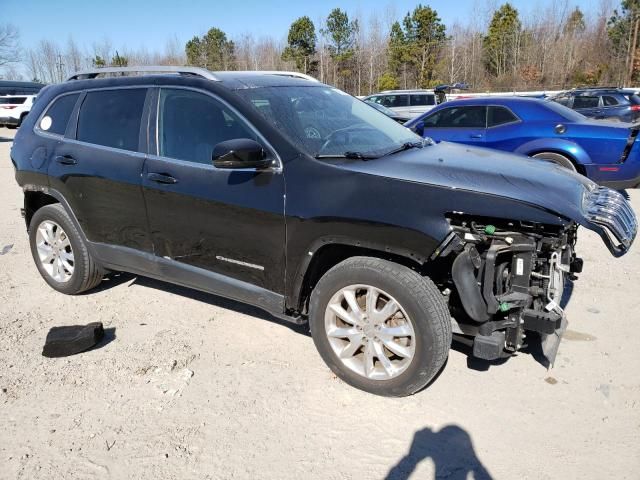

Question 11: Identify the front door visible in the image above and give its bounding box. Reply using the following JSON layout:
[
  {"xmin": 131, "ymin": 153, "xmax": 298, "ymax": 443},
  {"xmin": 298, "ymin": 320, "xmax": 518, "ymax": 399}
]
[
  {"xmin": 141, "ymin": 87, "xmax": 286, "ymax": 293},
  {"xmin": 422, "ymin": 105, "xmax": 487, "ymax": 145}
]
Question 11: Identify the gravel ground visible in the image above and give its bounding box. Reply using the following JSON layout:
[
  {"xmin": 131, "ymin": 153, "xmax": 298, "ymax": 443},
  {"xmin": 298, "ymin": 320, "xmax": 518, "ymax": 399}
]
[{"xmin": 0, "ymin": 126, "xmax": 639, "ymax": 480}]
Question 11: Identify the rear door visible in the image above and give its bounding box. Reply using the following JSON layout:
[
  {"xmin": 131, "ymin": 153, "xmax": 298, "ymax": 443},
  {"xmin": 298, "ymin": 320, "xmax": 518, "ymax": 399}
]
[
  {"xmin": 46, "ymin": 87, "xmax": 152, "ymax": 252},
  {"xmin": 141, "ymin": 87, "xmax": 286, "ymax": 293},
  {"xmin": 572, "ymin": 94, "xmax": 602, "ymax": 118},
  {"xmin": 422, "ymin": 105, "xmax": 487, "ymax": 145}
]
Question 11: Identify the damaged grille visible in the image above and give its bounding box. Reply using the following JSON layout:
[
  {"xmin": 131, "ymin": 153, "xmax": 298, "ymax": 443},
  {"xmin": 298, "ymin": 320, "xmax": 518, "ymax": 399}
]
[{"xmin": 584, "ymin": 187, "xmax": 637, "ymax": 255}]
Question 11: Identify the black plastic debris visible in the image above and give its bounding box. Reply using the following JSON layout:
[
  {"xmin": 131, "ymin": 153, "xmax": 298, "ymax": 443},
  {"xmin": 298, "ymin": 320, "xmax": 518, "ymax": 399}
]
[{"xmin": 42, "ymin": 322, "xmax": 104, "ymax": 358}]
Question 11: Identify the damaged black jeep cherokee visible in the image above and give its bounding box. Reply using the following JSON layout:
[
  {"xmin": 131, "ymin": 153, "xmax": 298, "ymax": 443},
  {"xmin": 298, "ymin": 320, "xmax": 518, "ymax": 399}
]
[{"xmin": 11, "ymin": 67, "xmax": 637, "ymax": 396}]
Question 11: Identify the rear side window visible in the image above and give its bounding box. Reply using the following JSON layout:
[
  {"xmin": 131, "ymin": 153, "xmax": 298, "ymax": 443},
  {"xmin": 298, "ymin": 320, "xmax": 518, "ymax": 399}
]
[
  {"xmin": 424, "ymin": 106, "xmax": 487, "ymax": 128},
  {"xmin": 39, "ymin": 93, "xmax": 80, "ymax": 136},
  {"xmin": 572, "ymin": 96, "xmax": 599, "ymax": 109},
  {"xmin": 488, "ymin": 106, "xmax": 518, "ymax": 127},
  {"xmin": 410, "ymin": 94, "xmax": 435, "ymax": 106},
  {"xmin": 602, "ymin": 95, "xmax": 619, "ymax": 106},
  {"xmin": 379, "ymin": 95, "xmax": 409, "ymax": 108},
  {"xmin": 77, "ymin": 89, "xmax": 147, "ymax": 152},
  {"xmin": 158, "ymin": 88, "xmax": 257, "ymax": 165}
]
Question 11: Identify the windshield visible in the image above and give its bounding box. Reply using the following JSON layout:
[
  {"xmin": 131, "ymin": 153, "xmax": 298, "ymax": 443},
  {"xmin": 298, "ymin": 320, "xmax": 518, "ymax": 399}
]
[
  {"xmin": 237, "ymin": 85, "xmax": 421, "ymax": 158},
  {"xmin": 544, "ymin": 99, "xmax": 587, "ymax": 122}
]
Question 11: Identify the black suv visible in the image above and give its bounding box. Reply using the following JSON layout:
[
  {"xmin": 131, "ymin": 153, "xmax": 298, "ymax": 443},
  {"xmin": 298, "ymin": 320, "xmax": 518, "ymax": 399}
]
[
  {"xmin": 551, "ymin": 87, "xmax": 640, "ymax": 123},
  {"xmin": 11, "ymin": 67, "xmax": 637, "ymax": 396}
]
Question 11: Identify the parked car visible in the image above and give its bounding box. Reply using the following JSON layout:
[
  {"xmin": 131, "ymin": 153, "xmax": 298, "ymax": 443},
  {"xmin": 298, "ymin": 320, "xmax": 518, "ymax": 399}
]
[
  {"xmin": 0, "ymin": 94, "xmax": 37, "ymax": 128},
  {"xmin": 362, "ymin": 89, "xmax": 439, "ymax": 118},
  {"xmin": 11, "ymin": 66, "xmax": 636, "ymax": 396},
  {"xmin": 550, "ymin": 87, "xmax": 640, "ymax": 123},
  {"xmin": 364, "ymin": 100, "xmax": 410, "ymax": 123},
  {"xmin": 0, "ymin": 80, "xmax": 45, "ymax": 96},
  {"xmin": 405, "ymin": 96, "xmax": 640, "ymax": 190}
]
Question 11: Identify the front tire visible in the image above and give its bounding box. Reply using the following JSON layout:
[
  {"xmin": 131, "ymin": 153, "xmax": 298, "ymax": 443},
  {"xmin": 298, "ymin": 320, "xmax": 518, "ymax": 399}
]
[
  {"xmin": 309, "ymin": 257, "xmax": 451, "ymax": 397},
  {"xmin": 29, "ymin": 204, "xmax": 104, "ymax": 295}
]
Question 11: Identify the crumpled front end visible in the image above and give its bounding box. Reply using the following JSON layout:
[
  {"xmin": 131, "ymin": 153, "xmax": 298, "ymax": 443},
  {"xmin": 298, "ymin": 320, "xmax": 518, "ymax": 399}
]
[
  {"xmin": 433, "ymin": 215, "xmax": 581, "ymax": 366},
  {"xmin": 430, "ymin": 184, "xmax": 636, "ymax": 366}
]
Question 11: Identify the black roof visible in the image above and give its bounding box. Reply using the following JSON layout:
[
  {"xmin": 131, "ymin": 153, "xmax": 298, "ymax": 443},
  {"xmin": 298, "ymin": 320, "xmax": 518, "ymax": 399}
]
[{"xmin": 0, "ymin": 80, "xmax": 46, "ymax": 95}]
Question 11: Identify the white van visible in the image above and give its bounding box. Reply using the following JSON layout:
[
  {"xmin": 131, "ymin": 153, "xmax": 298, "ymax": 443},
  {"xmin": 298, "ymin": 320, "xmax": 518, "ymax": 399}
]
[{"xmin": 363, "ymin": 90, "xmax": 439, "ymax": 118}]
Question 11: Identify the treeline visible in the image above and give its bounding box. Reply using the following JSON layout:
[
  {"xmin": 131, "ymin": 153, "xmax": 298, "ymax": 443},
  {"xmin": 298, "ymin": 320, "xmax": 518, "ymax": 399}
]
[{"xmin": 6, "ymin": 1, "xmax": 640, "ymax": 94}]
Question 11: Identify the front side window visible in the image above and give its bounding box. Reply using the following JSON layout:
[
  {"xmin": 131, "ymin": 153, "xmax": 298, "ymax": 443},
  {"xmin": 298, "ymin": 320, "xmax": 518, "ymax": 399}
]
[
  {"xmin": 237, "ymin": 86, "xmax": 420, "ymax": 158},
  {"xmin": 410, "ymin": 94, "xmax": 435, "ymax": 106},
  {"xmin": 423, "ymin": 106, "xmax": 487, "ymax": 128},
  {"xmin": 39, "ymin": 93, "xmax": 80, "ymax": 136},
  {"xmin": 487, "ymin": 106, "xmax": 518, "ymax": 127},
  {"xmin": 158, "ymin": 88, "xmax": 257, "ymax": 164},
  {"xmin": 77, "ymin": 88, "xmax": 147, "ymax": 152}
]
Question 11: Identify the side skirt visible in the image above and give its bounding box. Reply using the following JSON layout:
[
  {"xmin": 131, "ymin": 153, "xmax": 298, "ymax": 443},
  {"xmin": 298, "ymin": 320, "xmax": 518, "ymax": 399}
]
[{"xmin": 90, "ymin": 242, "xmax": 301, "ymax": 324}]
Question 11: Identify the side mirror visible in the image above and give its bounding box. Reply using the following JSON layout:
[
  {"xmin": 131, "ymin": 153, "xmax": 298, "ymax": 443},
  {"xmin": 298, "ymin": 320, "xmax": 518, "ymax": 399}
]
[
  {"xmin": 414, "ymin": 120, "xmax": 425, "ymax": 137},
  {"xmin": 212, "ymin": 138, "xmax": 272, "ymax": 169}
]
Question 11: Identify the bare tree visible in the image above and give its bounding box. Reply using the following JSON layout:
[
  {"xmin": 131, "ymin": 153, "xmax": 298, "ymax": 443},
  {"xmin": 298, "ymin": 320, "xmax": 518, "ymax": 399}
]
[{"xmin": 0, "ymin": 24, "xmax": 20, "ymax": 67}]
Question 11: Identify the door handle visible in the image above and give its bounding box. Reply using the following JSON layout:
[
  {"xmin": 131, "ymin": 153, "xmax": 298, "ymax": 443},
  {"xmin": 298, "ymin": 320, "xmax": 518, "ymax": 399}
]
[
  {"xmin": 147, "ymin": 172, "xmax": 178, "ymax": 184},
  {"xmin": 470, "ymin": 134, "xmax": 483, "ymax": 139},
  {"xmin": 54, "ymin": 155, "xmax": 77, "ymax": 165}
]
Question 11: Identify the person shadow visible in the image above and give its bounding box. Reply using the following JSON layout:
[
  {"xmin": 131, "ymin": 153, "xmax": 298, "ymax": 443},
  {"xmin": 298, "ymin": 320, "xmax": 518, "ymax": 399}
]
[{"xmin": 386, "ymin": 425, "xmax": 492, "ymax": 480}]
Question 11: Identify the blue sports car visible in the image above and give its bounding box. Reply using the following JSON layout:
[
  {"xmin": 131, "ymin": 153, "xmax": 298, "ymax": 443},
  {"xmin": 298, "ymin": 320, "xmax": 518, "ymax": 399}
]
[{"xmin": 405, "ymin": 97, "xmax": 640, "ymax": 189}]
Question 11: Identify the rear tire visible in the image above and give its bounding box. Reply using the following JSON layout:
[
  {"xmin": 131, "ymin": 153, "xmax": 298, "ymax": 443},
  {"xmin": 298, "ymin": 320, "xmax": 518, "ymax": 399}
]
[
  {"xmin": 29, "ymin": 204, "xmax": 104, "ymax": 295},
  {"xmin": 309, "ymin": 256, "xmax": 451, "ymax": 397},
  {"xmin": 532, "ymin": 152, "xmax": 577, "ymax": 172}
]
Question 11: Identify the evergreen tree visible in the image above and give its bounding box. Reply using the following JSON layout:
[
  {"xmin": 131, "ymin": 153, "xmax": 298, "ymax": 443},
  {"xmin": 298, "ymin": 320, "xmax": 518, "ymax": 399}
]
[
  {"xmin": 483, "ymin": 3, "xmax": 521, "ymax": 77},
  {"xmin": 282, "ymin": 16, "xmax": 317, "ymax": 74}
]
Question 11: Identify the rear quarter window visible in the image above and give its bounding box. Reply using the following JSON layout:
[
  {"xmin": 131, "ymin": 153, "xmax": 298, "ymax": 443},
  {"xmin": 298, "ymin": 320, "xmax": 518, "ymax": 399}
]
[
  {"xmin": 39, "ymin": 93, "xmax": 80, "ymax": 136},
  {"xmin": 77, "ymin": 89, "xmax": 147, "ymax": 152}
]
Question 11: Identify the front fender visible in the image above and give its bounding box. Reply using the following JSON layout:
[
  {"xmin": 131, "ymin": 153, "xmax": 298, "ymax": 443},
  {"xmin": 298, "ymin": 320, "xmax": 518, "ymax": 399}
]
[{"xmin": 514, "ymin": 138, "xmax": 591, "ymax": 165}]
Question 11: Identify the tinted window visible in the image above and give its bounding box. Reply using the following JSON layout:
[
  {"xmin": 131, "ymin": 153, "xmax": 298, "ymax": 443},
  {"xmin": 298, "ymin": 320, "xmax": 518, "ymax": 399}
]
[
  {"xmin": 410, "ymin": 94, "xmax": 435, "ymax": 106},
  {"xmin": 488, "ymin": 106, "xmax": 518, "ymax": 127},
  {"xmin": 158, "ymin": 88, "xmax": 257, "ymax": 164},
  {"xmin": 572, "ymin": 96, "xmax": 599, "ymax": 109},
  {"xmin": 0, "ymin": 96, "xmax": 26, "ymax": 105},
  {"xmin": 77, "ymin": 89, "xmax": 146, "ymax": 151},
  {"xmin": 602, "ymin": 95, "xmax": 619, "ymax": 106},
  {"xmin": 379, "ymin": 95, "xmax": 409, "ymax": 108},
  {"xmin": 553, "ymin": 94, "xmax": 571, "ymax": 107},
  {"xmin": 40, "ymin": 93, "xmax": 80, "ymax": 136},
  {"xmin": 424, "ymin": 106, "xmax": 487, "ymax": 128}
]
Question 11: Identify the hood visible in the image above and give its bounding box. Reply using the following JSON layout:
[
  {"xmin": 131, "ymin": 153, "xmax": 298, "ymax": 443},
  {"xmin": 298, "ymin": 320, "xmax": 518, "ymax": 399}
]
[
  {"xmin": 340, "ymin": 141, "xmax": 594, "ymax": 223},
  {"xmin": 338, "ymin": 141, "xmax": 636, "ymax": 256}
]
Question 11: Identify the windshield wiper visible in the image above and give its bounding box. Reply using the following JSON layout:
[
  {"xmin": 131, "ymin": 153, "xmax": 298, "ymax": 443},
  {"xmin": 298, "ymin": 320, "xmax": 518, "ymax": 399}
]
[
  {"xmin": 314, "ymin": 151, "xmax": 379, "ymax": 160},
  {"xmin": 383, "ymin": 140, "xmax": 426, "ymax": 157}
]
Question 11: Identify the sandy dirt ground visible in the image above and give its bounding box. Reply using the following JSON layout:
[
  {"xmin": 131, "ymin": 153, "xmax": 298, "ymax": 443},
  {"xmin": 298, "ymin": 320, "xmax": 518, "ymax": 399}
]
[{"xmin": 0, "ymin": 126, "xmax": 639, "ymax": 479}]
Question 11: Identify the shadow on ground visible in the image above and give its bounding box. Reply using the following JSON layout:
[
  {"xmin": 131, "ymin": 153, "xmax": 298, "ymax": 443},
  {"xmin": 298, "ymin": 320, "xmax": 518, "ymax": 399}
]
[{"xmin": 386, "ymin": 425, "xmax": 492, "ymax": 480}]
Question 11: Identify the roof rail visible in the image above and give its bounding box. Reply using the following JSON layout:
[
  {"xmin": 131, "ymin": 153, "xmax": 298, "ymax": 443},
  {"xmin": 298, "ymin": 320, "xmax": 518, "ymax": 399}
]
[
  {"xmin": 67, "ymin": 66, "xmax": 219, "ymax": 81},
  {"xmin": 221, "ymin": 70, "xmax": 319, "ymax": 82}
]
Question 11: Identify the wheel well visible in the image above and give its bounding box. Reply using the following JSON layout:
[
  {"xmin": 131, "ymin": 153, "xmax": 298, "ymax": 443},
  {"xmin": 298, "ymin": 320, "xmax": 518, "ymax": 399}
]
[
  {"xmin": 528, "ymin": 150, "xmax": 586, "ymax": 175},
  {"xmin": 296, "ymin": 244, "xmax": 423, "ymax": 314},
  {"xmin": 24, "ymin": 191, "xmax": 59, "ymax": 228}
]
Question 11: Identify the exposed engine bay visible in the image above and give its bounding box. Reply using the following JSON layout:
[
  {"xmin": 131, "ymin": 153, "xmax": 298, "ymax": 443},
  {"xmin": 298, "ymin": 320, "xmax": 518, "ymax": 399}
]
[{"xmin": 433, "ymin": 214, "xmax": 584, "ymax": 365}]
